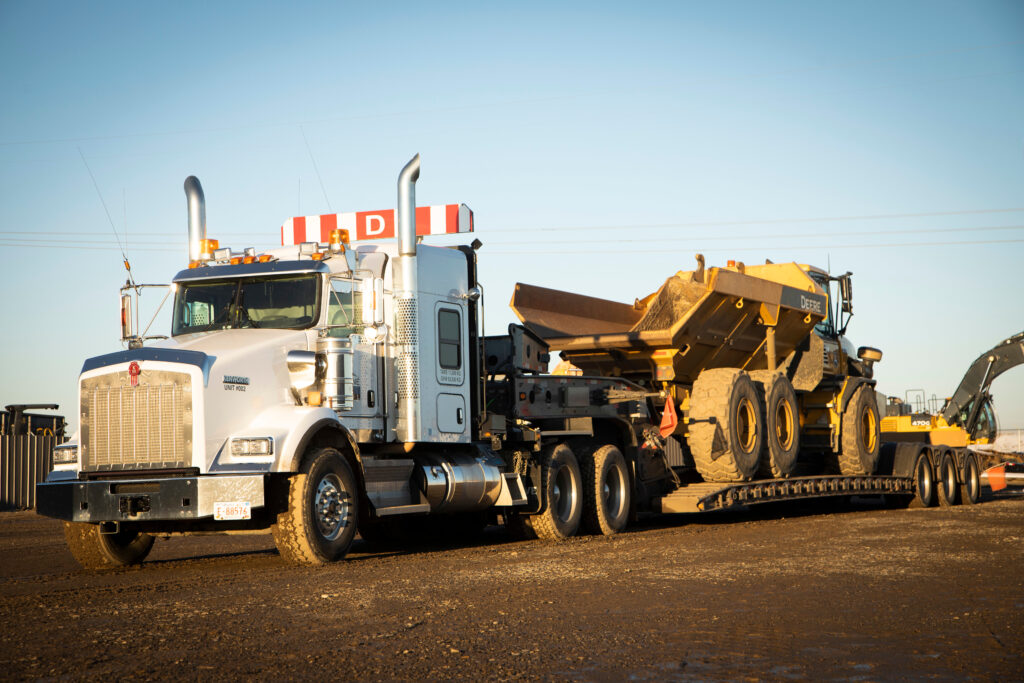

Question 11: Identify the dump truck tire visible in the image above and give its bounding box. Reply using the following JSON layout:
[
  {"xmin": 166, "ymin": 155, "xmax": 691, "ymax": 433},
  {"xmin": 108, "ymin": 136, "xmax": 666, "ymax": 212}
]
[
  {"xmin": 836, "ymin": 385, "xmax": 880, "ymax": 475},
  {"xmin": 581, "ymin": 445, "xmax": 631, "ymax": 536},
  {"xmin": 757, "ymin": 374, "xmax": 800, "ymax": 479},
  {"xmin": 936, "ymin": 451, "xmax": 962, "ymax": 507},
  {"xmin": 530, "ymin": 442, "xmax": 583, "ymax": 540},
  {"xmin": 273, "ymin": 447, "xmax": 359, "ymax": 565},
  {"xmin": 960, "ymin": 451, "xmax": 982, "ymax": 504},
  {"xmin": 689, "ymin": 368, "xmax": 764, "ymax": 482},
  {"xmin": 63, "ymin": 522, "xmax": 155, "ymax": 569}
]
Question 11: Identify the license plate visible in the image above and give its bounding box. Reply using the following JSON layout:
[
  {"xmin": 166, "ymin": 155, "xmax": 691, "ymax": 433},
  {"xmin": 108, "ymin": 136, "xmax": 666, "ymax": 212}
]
[{"xmin": 214, "ymin": 501, "xmax": 251, "ymax": 520}]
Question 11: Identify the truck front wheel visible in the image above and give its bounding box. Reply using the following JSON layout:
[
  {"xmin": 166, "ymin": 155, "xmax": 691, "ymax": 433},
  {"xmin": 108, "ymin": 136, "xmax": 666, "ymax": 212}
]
[
  {"xmin": 63, "ymin": 522, "xmax": 154, "ymax": 570},
  {"xmin": 273, "ymin": 447, "xmax": 359, "ymax": 565}
]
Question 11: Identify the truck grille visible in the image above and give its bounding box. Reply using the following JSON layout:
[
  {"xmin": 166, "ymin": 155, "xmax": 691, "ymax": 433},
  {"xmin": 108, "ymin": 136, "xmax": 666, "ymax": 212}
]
[{"xmin": 80, "ymin": 369, "xmax": 193, "ymax": 471}]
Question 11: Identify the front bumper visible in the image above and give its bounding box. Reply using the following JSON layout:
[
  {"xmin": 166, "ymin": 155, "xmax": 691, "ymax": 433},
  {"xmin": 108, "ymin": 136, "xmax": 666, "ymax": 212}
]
[{"xmin": 36, "ymin": 475, "xmax": 266, "ymax": 523}]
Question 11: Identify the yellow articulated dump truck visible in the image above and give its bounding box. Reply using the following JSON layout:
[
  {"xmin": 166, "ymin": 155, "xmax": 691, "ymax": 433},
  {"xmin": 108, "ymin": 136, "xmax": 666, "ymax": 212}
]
[{"xmin": 512, "ymin": 254, "xmax": 898, "ymax": 508}]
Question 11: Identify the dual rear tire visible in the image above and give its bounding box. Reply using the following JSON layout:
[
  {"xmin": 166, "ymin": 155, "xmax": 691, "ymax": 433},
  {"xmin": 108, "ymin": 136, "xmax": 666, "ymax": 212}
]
[
  {"xmin": 689, "ymin": 368, "xmax": 764, "ymax": 482},
  {"xmin": 528, "ymin": 441, "xmax": 631, "ymax": 540}
]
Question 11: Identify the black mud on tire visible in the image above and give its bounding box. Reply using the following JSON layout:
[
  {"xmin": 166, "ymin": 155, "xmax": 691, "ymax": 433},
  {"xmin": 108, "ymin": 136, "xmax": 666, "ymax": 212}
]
[
  {"xmin": 530, "ymin": 442, "xmax": 583, "ymax": 541},
  {"xmin": 581, "ymin": 445, "xmax": 631, "ymax": 536},
  {"xmin": 688, "ymin": 368, "xmax": 764, "ymax": 482},
  {"xmin": 273, "ymin": 447, "xmax": 359, "ymax": 566},
  {"xmin": 63, "ymin": 522, "xmax": 155, "ymax": 570},
  {"xmin": 961, "ymin": 451, "xmax": 982, "ymax": 505}
]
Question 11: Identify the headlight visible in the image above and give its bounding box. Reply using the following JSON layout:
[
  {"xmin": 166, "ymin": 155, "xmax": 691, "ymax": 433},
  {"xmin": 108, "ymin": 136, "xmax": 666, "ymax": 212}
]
[
  {"xmin": 53, "ymin": 444, "xmax": 79, "ymax": 465},
  {"xmin": 230, "ymin": 438, "xmax": 274, "ymax": 457}
]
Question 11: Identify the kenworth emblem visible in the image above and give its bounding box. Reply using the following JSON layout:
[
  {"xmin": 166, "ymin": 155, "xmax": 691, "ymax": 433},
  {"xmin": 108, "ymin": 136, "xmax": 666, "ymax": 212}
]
[{"xmin": 128, "ymin": 361, "xmax": 141, "ymax": 387}]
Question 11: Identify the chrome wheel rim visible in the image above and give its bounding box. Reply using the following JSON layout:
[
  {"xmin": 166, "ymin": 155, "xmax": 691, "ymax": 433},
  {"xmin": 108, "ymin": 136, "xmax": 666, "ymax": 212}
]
[
  {"xmin": 552, "ymin": 464, "xmax": 577, "ymax": 523},
  {"xmin": 315, "ymin": 473, "xmax": 349, "ymax": 541},
  {"xmin": 916, "ymin": 458, "xmax": 932, "ymax": 503}
]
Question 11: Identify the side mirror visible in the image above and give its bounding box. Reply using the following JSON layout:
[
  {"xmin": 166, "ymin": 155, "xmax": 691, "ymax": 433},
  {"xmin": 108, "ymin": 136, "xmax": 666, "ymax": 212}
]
[
  {"xmin": 120, "ymin": 293, "xmax": 134, "ymax": 341},
  {"xmin": 839, "ymin": 274, "xmax": 853, "ymax": 314},
  {"xmin": 857, "ymin": 346, "xmax": 882, "ymax": 364}
]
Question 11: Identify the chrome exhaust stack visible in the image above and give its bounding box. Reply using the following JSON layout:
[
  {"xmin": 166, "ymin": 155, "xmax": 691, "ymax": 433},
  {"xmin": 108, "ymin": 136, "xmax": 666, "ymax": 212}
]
[
  {"xmin": 395, "ymin": 154, "xmax": 421, "ymax": 443},
  {"xmin": 184, "ymin": 176, "xmax": 206, "ymax": 263}
]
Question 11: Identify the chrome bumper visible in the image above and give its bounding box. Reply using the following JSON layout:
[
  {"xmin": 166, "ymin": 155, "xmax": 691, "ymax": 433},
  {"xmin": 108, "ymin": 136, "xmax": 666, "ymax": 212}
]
[{"xmin": 36, "ymin": 475, "xmax": 266, "ymax": 523}]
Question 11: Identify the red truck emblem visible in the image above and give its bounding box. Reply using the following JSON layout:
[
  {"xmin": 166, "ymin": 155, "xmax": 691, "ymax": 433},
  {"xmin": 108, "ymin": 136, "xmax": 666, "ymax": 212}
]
[{"xmin": 128, "ymin": 361, "xmax": 141, "ymax": 387}]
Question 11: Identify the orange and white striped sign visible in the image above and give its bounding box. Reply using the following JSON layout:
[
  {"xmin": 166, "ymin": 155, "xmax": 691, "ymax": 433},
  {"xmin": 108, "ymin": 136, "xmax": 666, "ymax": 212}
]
[{"xmin": 280, "ymin": 203, "xmax": 474, "ymax": 245}]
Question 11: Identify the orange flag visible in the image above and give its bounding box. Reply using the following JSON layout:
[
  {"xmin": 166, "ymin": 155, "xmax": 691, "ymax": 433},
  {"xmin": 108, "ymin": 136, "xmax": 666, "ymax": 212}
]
[
  {"xmin": 987, "ymin": 464, "xmax": 1007, "ymax": 492},
  {"xmin": 659, "ymin": 395, "xmax": 678, "ymax": 438}
]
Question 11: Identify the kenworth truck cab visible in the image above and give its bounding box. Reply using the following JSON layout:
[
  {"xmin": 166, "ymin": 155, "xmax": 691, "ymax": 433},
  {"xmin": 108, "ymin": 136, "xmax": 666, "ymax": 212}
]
[{"xmin": 38, "ymin": 156, "xmax": 542, "ymax": 567}]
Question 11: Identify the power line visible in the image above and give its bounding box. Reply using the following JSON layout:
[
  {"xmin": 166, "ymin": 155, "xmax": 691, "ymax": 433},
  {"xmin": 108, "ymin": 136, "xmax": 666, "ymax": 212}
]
[{"xmin": 483, "ymin": 238, "xmax": 1024, "ymax": 255}]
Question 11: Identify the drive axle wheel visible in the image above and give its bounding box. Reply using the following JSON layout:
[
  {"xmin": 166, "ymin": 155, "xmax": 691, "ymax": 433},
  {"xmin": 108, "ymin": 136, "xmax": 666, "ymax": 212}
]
[
  {"xmin": 63, "ymin": 522, "xmax": 155, "ymax": 570},
  {"xmin": 836, "ymin": 385, "xmax": 880, "ymax": 475},
  {"xmin": 274, "ymin": 446, "xmax": 359, "ymax": 565},
  {"xmin": 757, "ymin": 374, "xmax": 800, "ymax": 479},
  {"xmin": 909, "ymin": 449, "xmax": 937, "ymax": 508},
  {"xmin": 581, "ymin": 445, "xmax": 631, "ymax": 536},
  {"xmin": 530, "ymin": 442, "xmax": 583, "ymax": 540},
  {"xmin": 689, "ymin": 368, "xmax": 764, "ymax": 482},
  {"xmin": 936, "ymin": 451, "xmax": 962, "ymax": 507},
  {"xmin": 960, "ymin": 451, "xmax": 982, "ymax": 505}
]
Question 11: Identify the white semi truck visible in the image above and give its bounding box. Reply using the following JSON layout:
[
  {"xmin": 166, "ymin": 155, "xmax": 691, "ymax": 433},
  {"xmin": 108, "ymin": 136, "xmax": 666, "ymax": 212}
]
[{"xmin": 39, "ymin": 156, "xmax": 946, "ymax": 569}]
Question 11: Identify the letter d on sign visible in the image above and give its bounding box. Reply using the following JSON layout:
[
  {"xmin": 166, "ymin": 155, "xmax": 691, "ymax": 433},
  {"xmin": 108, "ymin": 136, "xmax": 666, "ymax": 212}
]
[{"xmin": 365, "ymin": 215, "xmax": 386, "ymax": 236}]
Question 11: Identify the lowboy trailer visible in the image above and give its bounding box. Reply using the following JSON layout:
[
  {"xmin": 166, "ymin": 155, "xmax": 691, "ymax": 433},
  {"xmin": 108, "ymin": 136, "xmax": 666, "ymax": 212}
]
[{"xmin": 39, "ymin": 156, "xmax": 932, "ymax": 568}]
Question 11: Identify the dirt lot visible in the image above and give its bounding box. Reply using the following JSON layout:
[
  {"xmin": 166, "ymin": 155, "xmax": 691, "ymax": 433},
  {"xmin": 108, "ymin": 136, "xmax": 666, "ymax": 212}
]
[{"xmin": 2, "ymin": 493, "xmax": 1022, "ymax": 681}]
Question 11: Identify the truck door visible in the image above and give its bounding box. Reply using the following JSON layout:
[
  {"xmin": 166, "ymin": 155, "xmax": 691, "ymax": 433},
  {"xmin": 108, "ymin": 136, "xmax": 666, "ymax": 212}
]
[{"xmin": 323, "ymin": 276, "xmax": 384, "ymax": 428}]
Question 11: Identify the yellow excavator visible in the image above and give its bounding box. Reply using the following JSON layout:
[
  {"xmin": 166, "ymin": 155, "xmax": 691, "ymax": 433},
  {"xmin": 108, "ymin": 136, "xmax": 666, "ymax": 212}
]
[{"xmin": 880, "ymin": 331, "xmax": 1024, "ymax": 505}]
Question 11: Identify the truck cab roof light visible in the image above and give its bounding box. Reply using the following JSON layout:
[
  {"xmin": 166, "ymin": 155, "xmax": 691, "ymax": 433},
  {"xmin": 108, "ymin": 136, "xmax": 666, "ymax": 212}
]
[
  {"xmin": 242, "ymin": 255, "xmax": 256, "ymax": 264},
  {"xmin": 258, "ymin": 254, "xmax": 275, "ymax": 263},
  {"xmin": 199, "ymin": 238, "xmax": 219, "ymax": 261},
  {"xmin": 213, "ymin": 247, "xmax": 232, "ymax": 261},
  {"xmin": 244, "ymin": 247, "xmax": 256, "ymax": 257},
  {"xmin": 230, "ymin": 256, "xmax": 244, "ymax": 265},
  {"xmin": 310, "ymin": 252, "xmax": 324, "ymax": 261}
]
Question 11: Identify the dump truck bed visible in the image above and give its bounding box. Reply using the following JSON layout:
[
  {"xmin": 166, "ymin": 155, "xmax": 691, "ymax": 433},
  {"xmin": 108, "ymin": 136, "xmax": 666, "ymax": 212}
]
[{"xmin": 511, "ymin": 259, "xmax": 829, "ymax": 385}]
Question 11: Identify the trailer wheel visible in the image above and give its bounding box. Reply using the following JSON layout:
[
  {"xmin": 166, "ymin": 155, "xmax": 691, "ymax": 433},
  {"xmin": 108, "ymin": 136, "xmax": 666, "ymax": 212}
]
[
  {"xmin": 689, "ymin": 368, "xmax": 764, "ymax": 482},
  {"xmin": 273, "ymin": 447, "xmax": 359, "ymax": 565},
  {"xmin": 936, "ymin": 451, "xmax": 962, "ymax": 507},
  {"xmin": 530, "ymin": 442, "xmax": 583, "ymax": 540},
  {"xmin": 581, "ymin": 445, "xmax": 631, "ymax": 536},
  {"xmin": 960, "ymin": 451, "xmax": 982, "ymax": 504},
  {"xmin": 909, "ymin": 449, "xmax": 937, "ymax": 508},
  {"xmin": 63, "ymin": 522, "xmax": 154, "ymax": 570},
  {"xmin": 836, "ymin": 385, "xmax": 880, "ymax": 475},
  {"xmin": 757, "ymin": 374, "xmax": 800, "ymax": 479}
]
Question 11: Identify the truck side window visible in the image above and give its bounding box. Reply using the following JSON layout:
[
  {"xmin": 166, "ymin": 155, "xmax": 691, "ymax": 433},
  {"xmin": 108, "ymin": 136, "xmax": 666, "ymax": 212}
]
[{"xmin": 438, "ymin": 309, "xmax": 461, "ymax": 370}]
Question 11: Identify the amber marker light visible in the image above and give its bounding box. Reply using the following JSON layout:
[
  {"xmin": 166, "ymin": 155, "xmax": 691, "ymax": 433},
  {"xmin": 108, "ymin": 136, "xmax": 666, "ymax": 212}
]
[
  {"xmin": 188, "ymin": 260, "xmax": 201, "ymax": 269},
  {"xmin": 258, "ymin": 254, "xmax": 273, "ymax": 263},
  {"xmin": 230, "ymin": 256, "xmax": 243, "ymax": 265},
  {"xmin": 307, "ymin": 391, "xmax": 323, "ymax": 407},
  {"xmin": 243, "ymin": 255, "xmax": 256, "ymax": 264},
  {"xmin": 310, "ymin": 252, "xmax": 324, "ymax": 260}
]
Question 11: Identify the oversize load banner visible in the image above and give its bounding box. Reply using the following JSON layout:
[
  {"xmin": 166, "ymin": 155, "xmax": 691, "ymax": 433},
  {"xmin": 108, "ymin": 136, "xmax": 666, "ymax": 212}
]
[{"xmin": 281, "ymin": 204, "xmax": 473, "ymax": 245}]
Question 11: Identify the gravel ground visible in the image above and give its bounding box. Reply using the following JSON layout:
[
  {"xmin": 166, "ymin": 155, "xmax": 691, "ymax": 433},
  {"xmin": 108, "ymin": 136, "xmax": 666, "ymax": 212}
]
[{"xmin": 1, "ymin": 493, "xmax": 1022, "ymax": 681}]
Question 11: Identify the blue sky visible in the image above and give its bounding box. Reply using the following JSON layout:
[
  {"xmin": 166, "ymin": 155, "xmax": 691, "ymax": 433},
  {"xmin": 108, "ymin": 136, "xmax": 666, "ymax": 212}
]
[{"xmin": 2, "ymin": 1, "xmax": 1023, "ymax": 432}]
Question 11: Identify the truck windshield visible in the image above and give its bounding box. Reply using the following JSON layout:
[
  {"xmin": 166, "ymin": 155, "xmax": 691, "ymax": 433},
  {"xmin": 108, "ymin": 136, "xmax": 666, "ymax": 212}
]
[{"xmin": 172, "ymin": 274, "xmax": 320, "ymax": 335}]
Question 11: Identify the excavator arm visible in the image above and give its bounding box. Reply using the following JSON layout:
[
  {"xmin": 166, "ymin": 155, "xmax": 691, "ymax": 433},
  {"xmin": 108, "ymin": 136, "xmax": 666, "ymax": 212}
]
[{"xmin": 941, "ymin": 331, "xmax": 1024, "ymax": 439}]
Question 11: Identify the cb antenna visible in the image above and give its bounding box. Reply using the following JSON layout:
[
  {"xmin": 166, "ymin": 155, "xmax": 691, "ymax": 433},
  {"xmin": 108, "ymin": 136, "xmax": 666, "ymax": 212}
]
[{"xmin": 78, "ymin": 147, "xmax": 136, "ymax": 289}]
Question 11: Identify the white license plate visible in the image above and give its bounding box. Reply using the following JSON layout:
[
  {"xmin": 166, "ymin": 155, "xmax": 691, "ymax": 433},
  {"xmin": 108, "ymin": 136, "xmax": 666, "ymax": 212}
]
[{"xmin": 214, "ymin": 501, "xmax": 252, "ymax": 521}]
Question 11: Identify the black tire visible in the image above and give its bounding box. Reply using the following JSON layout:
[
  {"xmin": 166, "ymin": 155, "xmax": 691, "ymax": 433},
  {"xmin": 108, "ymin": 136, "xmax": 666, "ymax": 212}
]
[
  {"xmin": 530, "ymin": 442, "xmax": 583, "ymax": 540},
  {"xmin": 908, "ymin": 449, "xmax": 937, "ymax": 508},
  {"xmin": 581, "ymin": 445, "xmax": 631, "ymax": 536},
  {"xmin": 960, "ymin": 451, "xmax": 982, "ymax": 505},
  {"xmin": 936, "ymin": 450, "xmax": 962, "ymax": 507},
  {"xmin": 836, "ymin": 385, "xmax": 880, "ymax": 475},
  {"xmin": 273, "ymin": 447, "xmax": 359, "ymax": 565},
  {"xmin": 688, "ymin": 368, "xmax": 764, "ymax": 482},
  {"xmin": 63, "ymin": 522, "xmax": 154, "ymax": 570},
  {"xmin": 757, "ymin": 374, "xmax": 800, "ymax": 479}
]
